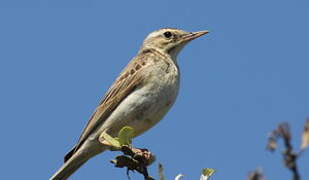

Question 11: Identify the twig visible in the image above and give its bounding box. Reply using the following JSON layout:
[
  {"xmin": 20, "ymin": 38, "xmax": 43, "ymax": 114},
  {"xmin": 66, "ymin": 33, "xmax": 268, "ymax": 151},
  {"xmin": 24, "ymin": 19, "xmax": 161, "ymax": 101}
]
[
  {"xmin": 158, "ymin": 163, "xmax": 165, "ymax": 180},
  {"xmin": 267, "ymin": 123, "xmax": 300, "ymax": 180},
  {"xmin": 278, "ymin": 123, "xmax": 300, "ymax": 180},
  {"xmin": 110, "ymin": 145, "xmax": 155, "ymax": 180},
  {"xmin": 247, "ymin": 169, "xmax": 264, "ymax": 180}
]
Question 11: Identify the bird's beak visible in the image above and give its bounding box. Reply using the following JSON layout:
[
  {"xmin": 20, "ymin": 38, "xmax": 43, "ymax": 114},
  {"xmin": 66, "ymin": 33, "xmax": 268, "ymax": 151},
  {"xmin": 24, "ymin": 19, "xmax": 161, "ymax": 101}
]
[{"xmin": 181, "ymin": 30, "xmax": 209, "ymax": 43}]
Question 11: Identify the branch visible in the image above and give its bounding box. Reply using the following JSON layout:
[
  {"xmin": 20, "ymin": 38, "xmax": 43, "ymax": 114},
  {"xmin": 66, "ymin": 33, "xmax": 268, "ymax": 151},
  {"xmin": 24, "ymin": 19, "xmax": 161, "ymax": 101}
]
[
  {"xmin": 247, "ymin": 169, "xmax": 265, "ymax": 180},
  {"xmin": 99, "ymin": 126, "xmax": 215, "ymax": 180},
  {"xmin": 267, "ymin": 123, "xmax": 300, "ymax": 180},
  {"xmin": 99, "ymin": 127, "xmax": 155, "ymax": 180}
]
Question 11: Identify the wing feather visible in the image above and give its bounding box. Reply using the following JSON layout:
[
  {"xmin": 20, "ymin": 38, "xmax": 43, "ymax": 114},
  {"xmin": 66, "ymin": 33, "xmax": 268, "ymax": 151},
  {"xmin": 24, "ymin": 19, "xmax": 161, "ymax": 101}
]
[{"xmin": 64, "ymin": 58, "xmax": 147, "ymax": 162}]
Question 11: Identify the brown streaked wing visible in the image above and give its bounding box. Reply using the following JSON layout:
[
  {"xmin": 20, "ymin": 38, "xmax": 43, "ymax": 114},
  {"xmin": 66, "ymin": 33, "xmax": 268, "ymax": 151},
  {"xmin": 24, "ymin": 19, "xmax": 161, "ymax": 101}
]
[{"xmin": 66, "ymin": 58, "xmax": 147, "ymax": 160}]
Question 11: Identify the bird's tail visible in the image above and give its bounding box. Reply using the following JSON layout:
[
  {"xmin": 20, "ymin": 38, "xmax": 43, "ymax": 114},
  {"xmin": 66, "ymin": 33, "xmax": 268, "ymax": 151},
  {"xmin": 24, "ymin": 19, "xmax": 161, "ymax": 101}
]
[{"xmin": 50, "ymin": 150, "xmax": 91, "ymax": 180}]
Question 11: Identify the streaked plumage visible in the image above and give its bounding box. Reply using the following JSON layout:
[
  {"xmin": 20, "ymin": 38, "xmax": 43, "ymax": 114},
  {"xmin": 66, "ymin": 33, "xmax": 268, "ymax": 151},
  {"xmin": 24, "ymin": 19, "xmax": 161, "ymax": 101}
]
[{"xmin": 50, "ymin": 28, "xmax": 208, "ymax": 180}]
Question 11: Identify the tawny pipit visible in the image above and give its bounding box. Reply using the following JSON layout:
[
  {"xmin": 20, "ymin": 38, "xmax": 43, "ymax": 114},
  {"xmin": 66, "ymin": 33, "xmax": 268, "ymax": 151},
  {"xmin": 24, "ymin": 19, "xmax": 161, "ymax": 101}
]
[{"xmin": 50, "ymin": 28, "xmax": 208, "ymax": 180}]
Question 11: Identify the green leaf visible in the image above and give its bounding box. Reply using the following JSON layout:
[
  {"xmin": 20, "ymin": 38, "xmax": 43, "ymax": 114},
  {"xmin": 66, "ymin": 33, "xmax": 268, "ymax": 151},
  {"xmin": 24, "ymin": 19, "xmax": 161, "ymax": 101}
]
[
  {"xmin": 118, "ymin": 126, "xmax": 135, "ymax": 146},
  {"xmin": 101, "ymin": 131, "xmax": 121, "ymax": 148},
  {"xmin": 200, "ymin": 168, "xmax": 215, "ymax": 180}
]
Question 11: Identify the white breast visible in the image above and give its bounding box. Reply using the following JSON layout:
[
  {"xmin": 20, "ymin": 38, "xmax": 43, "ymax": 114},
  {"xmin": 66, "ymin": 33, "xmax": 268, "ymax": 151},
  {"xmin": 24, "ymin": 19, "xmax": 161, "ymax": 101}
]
[{"xmin": 99, "ymin": 62, "xmax": 180, "ymax": 137}]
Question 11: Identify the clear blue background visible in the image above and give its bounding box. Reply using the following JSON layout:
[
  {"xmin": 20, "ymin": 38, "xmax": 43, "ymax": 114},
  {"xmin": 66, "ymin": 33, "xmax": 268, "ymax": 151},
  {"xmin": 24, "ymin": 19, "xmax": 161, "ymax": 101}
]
[{"xmin": 0, "ymin": 0, "xmax": 308, "ymax": 179}]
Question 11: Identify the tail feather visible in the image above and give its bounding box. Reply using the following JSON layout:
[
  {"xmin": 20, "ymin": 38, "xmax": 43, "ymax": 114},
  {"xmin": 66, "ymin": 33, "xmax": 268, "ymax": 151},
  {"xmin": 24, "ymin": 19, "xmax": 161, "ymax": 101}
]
[
  {"xmin": 64, "ymin": 146, "xmax": 76, "ymax": 163},
  {"xmin": 50, "ymin": 151, "xmax": 90, "ymax": 180},
  {"xmin": 51, "ymin": 143, "xmax": 108, "ymax": 180}
]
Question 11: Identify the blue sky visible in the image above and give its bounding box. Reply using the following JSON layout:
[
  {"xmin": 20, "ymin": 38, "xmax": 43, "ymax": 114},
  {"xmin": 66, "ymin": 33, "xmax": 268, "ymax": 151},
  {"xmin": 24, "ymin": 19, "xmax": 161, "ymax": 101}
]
[{"xmin": 0, "ymin": 0, "xmax": 308, "ymax": 180}]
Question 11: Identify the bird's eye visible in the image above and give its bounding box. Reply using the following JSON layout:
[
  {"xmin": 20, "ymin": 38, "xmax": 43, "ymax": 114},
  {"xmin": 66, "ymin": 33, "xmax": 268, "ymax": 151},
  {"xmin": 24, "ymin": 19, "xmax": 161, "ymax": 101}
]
[{"xmin": 163, "ymin": 31, "xmax": 173, "ymax": 39}]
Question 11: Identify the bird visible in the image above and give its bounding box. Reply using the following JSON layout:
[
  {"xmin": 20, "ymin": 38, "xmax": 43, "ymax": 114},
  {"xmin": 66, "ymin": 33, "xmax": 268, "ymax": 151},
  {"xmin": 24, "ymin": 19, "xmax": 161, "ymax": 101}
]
[{"xmin": 50, "ymin": 28, "xmax": 209, "ymax": 180}]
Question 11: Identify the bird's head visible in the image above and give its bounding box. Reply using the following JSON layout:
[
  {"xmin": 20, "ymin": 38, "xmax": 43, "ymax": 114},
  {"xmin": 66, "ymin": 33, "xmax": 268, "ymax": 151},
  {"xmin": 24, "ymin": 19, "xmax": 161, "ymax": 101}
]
[{"xmin": 141, "ymin": 28, "xmax": 209, "ymax": 61}]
